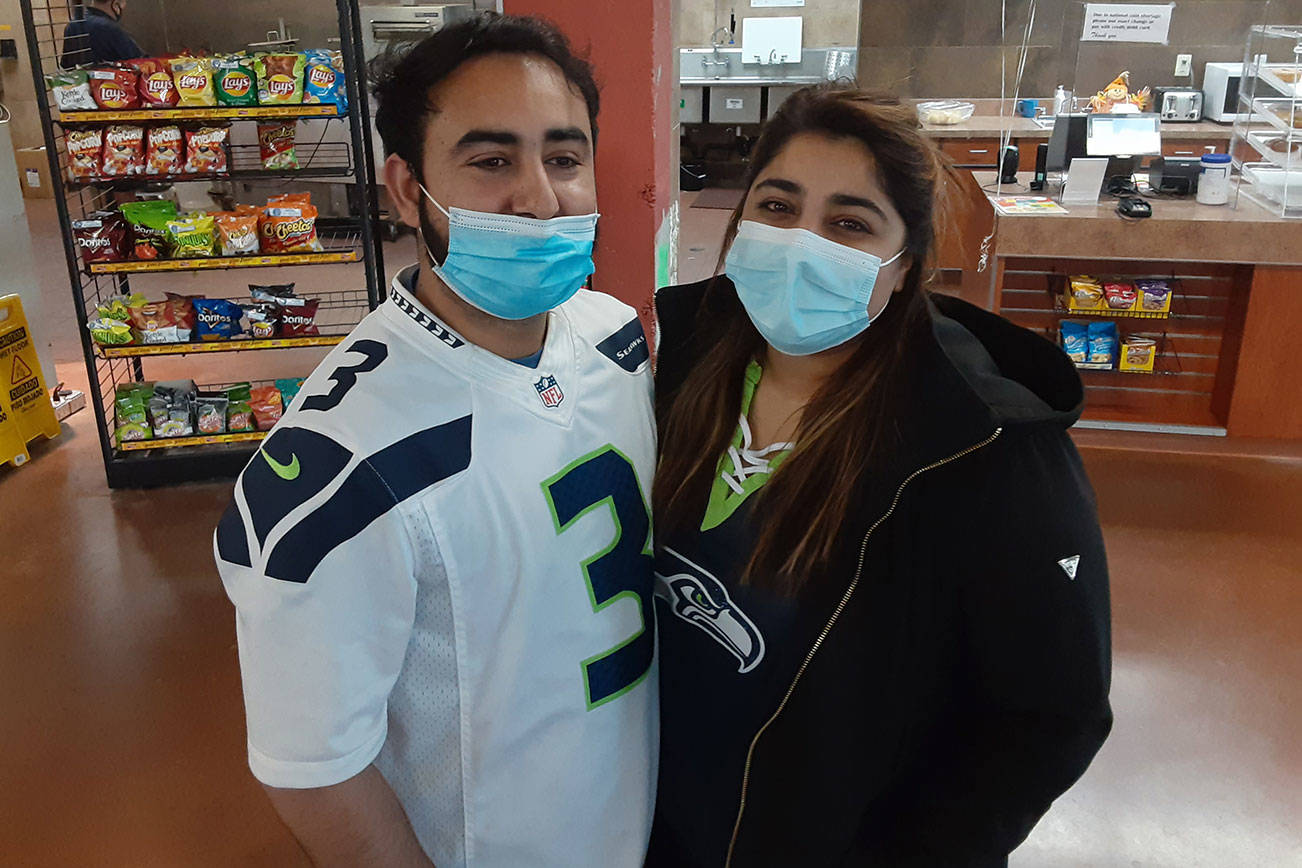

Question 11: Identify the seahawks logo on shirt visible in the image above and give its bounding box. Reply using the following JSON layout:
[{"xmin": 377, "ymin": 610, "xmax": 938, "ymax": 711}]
[{"xmin": 655, "ymin": 547, "xmax": 765, "ymax": 673}]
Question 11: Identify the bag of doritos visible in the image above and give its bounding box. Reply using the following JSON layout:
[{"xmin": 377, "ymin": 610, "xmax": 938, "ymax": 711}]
[
  {"xmin": 126, "ymin": 57, "xmax": 178, "ymax": 107},
  {"xmin": 213, "ymin": 54, "xmax": 258, "ymax": 107},
  {"xmin": 120, "ymin": 199, "xmax": 179, "ymax": 260},
  {"xmin": 169, "ymin": 56, "xmax": 216, "ymax": 107},
  {"xmin": 255, "ymin": 53, "xmax": 305, "ymax": 105}
]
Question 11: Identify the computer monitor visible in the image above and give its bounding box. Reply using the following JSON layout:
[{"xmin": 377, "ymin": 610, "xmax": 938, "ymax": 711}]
[
  {"xmin": 1046, "ymin": 114, "xmax": 1089, "ymax": 173},
  {"xmin": 1086, "ymin": 113, "xmax": 1162, "ymax": 157}
]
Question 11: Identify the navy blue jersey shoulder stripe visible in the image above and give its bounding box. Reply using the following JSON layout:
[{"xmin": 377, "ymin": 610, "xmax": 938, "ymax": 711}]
[
  {"xmin": 216, "ymin": 501, "xmax": 251, "ymax": 567},
  {"xmin": 391, "ymin": 288, "xmax": 465, "ymax": 349},
  {"xmin": 242, "ymin": 427, "xmax": 354, "ymax": 549},
  {"xmin": 596, "ymin": 318, "xmax": 649, "ymax": 373},
  {"xmin": 262, "ymin": 415, "xmax": 473, "ymax": 583}
]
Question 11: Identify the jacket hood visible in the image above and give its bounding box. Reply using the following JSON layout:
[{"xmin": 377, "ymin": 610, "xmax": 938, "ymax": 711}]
[{"xmin": 928, "ymin": 293, "xmax": 1084, "ymax": 430}]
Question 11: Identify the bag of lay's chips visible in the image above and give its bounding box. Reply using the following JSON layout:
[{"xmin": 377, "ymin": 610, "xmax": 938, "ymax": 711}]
[
  {"xmin": 303, "ymin": 49, "xmax": 345, "ymax": 113},
  {"xmin": 255, "ymin": 53, "xmax": 305, "ymax": 105},
  {"xmin": 214, "ymin": 55, "xmax": 258, "ymax": 107},
  {"xmin": 169, "ymin": 56, "xmax": 216, "ymax": 107},
  {"xmin": 167, "ymin": 214, "xmax": 217, "ymax": 258},
  {"xmin": 126, "ymin": 57, "xmax": 178, "ymax": 107}
]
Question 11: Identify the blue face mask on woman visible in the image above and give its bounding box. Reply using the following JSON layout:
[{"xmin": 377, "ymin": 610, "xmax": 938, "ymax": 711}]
[
  {"xmin": 418, "ymin": 183, "xmax": 599, "ymax": 321},
  {"xmin": 724, "ymin": 220, "xmax": 906, "ymax": 356}
]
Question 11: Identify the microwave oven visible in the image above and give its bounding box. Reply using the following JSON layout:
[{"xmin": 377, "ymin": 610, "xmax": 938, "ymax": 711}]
[{"xmin": 1202, "ymin": 62, "xmax": 1243, "ymax": 122}]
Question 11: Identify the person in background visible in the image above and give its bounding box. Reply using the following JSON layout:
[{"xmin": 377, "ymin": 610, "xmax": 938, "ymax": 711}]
[
  {"xmin": 59, "ymin": 0, "xmax": 142, "ymax": 68},
  {"xmin": 215, "ymin": 14, "xmax": 657, "ymax": 868},
  {"xmin": 648, "ymin": 85, "xmax": 1112, "ymax": 867}
]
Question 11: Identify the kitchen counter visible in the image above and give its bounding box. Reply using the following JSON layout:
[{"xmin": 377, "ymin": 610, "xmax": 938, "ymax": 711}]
[
  {"xmin": 974, "ymin": 171, "xmax": 1302, "ymax": 266},
  {"xmin": 920, "ymin": 116, "xmax": 1235, "ymax": 141}
]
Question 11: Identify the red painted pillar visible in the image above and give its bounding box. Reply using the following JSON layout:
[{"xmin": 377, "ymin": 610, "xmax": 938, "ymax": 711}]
[{"xmin": 506, "ymin": 0, "xmax": 678, "ymax": 335}]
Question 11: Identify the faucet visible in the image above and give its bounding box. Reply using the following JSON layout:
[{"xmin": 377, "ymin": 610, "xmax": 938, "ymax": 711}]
[
  {"xmin": 704, "ymin": 26, "xmax": 731, "ymax": 77},
  {"xmin": 768, "ymin": 49, "xmax": 779, "ymax": 64}
]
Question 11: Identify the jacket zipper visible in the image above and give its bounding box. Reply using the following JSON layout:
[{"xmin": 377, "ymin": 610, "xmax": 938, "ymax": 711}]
[{"xmin": 723, "ymin": 427, "xmax": 1004, "ymax": 867}]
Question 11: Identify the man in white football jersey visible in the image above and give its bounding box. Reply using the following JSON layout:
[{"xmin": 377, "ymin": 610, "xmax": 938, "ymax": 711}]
[{"xmin": 215, "ymin": 14, "xmax": 656, "ymax": 867}]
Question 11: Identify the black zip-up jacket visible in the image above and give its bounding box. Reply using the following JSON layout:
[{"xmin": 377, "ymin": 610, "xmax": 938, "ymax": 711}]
[{"xmin": 648, "ymin": 278, "xmax": 1113, "ymax": 867}]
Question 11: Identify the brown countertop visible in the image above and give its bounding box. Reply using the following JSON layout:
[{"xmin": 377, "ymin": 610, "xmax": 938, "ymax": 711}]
[
  {"xmin": 975, "ymin": 171, "xmax": 1302, "ymax": 266},
  {"xmin": 921, "ymin": 116, "xmax": 1236, "ymax": 141}
]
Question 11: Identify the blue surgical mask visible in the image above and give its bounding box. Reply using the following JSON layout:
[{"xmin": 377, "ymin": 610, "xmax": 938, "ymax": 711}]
[
  {"xmin": 418, "ymin": 183, "xmax": 599, "ymax": 321},
  {"xmin": 725, "ymin": 220, "xmax": 906, "ymax": 356}
]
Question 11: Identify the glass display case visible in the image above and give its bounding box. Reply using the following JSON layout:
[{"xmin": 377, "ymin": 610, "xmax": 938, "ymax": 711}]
[{"xmin": 1230, "ymin": 24, "xmax": 1302, "ymax": 218}]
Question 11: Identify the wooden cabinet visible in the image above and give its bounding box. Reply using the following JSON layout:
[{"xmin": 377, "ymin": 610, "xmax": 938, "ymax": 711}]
[
  {"xmin": 940, "ymin": 138, "xmax": 1001, "ymax": 167},
  {"xmin": 1161, "ymin": 139, "xmax": 1225, "ymax": 158}
]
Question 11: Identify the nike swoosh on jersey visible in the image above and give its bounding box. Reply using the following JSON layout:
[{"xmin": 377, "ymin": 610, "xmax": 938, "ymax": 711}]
[
  {"xmin": 262, "ymin": 449, "xmax": 301, "ymax": 480},
  {"xmin": 222, "ymin": 416, "xmax": 474, "ymax": 583}
]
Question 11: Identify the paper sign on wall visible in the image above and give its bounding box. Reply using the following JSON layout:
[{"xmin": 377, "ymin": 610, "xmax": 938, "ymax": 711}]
[
  {"xmin": 1082, "ymin": 3, "xmax": 1174, "ymax": 44},
  {"xmin": 725, "ymin": 98, "xmax": 745, "ymax": 109},
  {"xmin": 751, "ymin": 0, "xmax": 805, "ymax": 7}
]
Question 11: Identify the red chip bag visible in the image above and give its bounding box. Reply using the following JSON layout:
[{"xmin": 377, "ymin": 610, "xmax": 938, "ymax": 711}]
[
  {"xmin": 101, "ymin": 125, "xmax": 145, "ymax": 177},
  {"xmin": 277, "ymin": 298, "xmax": 320, "ymax": 337},
  {"xmin": 72, "ymin": 211, "xmax": 129, "ymax": 264},
  {"xmin": 145, "ymin": 125, "xmax": 183, "ymax": 175},
  {"xmin": 184, "ymin": 126, "xmax": 230, "ymax": 174},
  {"xmin": 88, "ymin": 66, "xmax": 140, "ymax": 110},
  {"xmin": 249, "ymin": 385, "xmax": 284, "ymax": 431},
  {"xmin": 127, "ymin": 58, "xmax": 179, "ymax": 107},
  {"xmin": 66, "ymin": 127, "xmax": 104, "ymax": 181}
]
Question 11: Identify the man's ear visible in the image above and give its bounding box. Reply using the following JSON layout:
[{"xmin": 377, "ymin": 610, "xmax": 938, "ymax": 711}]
[{"xmin": 384, "ymin": 154, "xmax": 423, "ymax": 230}]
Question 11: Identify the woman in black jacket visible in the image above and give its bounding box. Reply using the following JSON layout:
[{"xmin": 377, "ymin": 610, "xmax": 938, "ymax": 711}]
[{"xmin": 648, "ymin": 85, "xmax": 1112, "ymax": 867}]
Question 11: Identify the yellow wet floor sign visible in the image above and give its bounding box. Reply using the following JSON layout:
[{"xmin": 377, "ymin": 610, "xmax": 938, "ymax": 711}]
[{"xmin": 0, "ymin": 294, "xmax": 60, "ymax": 468}]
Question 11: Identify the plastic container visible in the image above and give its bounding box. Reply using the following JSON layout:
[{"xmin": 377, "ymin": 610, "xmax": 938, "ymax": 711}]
[
  {"xmin": 1197, "ymin": 152, "xmax": 1233, "ymax": 205},
  {"xmin": 917, "ymin": 100, "xmax": 975, "ymax": 125}
]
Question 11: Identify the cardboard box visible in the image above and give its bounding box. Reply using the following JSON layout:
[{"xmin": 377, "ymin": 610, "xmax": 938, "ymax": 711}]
[{"xmin": 14, "ymin": 147, "xmax": 54, "ymax": 200}]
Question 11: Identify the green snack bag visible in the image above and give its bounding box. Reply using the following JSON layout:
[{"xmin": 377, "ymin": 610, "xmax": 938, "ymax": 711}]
[
  {"xmin": 166, "ymin": 214, "xmax": 216, "ymax": 258},
  {"xmin": 224, "ymin": 383, "xmax": 256, "ymax": 433},
  {"xmin": 254, "ymin": 53, "xmax": 306, "ymax": 105},
  {"xmin": 214, "ymin": 55, "xmax": 258, "ymax": 107},
  {"xmin": 89, "ymin": 318, "xmax": 134, "ymax": 345},
  {"xmin": 120, "ymin": 200, "xmax": 179, "ymax": 260},
  {"xmin": 114, "ymin": 393, "xmax": 153, "ymax": 443}
]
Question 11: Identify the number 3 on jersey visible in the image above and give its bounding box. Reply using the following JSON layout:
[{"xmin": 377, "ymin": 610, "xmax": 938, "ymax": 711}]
[{"xmin": 543, "ymin": 446, "xmax": 655, "ymax": 710}]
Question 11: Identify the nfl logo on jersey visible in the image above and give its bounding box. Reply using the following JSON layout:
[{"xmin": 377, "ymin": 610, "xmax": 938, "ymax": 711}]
[{"xmin": 534, "ymin": 375, "xmax": 565, "ymax": 408}]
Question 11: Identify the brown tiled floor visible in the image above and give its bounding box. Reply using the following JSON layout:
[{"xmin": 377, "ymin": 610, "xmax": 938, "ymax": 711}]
[{"xmin": 1, "ymin": 197, "xmax": 1299, "ymax": 866}]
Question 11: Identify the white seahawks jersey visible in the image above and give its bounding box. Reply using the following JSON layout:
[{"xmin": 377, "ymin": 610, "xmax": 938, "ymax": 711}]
[{"xmin": 215, "ymin": 264, "xmax": 657, "ymax": 867}]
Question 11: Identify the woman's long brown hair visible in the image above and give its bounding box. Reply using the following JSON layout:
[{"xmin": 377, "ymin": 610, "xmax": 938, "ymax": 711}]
[{"xmin": 653, "ymin": 85, "xmax": 952, "ymax": 595}]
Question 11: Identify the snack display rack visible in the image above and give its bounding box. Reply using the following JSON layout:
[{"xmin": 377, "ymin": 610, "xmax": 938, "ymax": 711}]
[
  {"xmin": 998, "ymin": 258, "xmax": 1249, "ymax": 435},
  {"xmin": 1229, "ymin": 24, "xmax": 1302, "ymax": 218},
  {"xmin": 20, "ymin": 0, "xmax": 385, "ymax": 488}
]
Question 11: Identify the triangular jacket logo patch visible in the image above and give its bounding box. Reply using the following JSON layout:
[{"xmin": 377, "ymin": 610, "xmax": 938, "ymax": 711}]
[{"xmin": 1058, "ymin": 555, "xmax": 1081, "ymax": 580}]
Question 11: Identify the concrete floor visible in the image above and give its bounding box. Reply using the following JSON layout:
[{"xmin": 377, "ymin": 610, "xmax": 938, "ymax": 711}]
[{"xmin": 1, "ymin": 195, "xmax": 1300, "ymax": 866}]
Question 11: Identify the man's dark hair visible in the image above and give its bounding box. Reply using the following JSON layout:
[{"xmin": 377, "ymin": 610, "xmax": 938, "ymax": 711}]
[{"xmin": 372, "ymin": 13, "xmax": 600, "ymax": 177}]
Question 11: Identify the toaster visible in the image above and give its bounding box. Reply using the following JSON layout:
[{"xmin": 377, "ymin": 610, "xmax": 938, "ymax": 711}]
[{"xmin": 1155, "ymin": 87, "xmax": 1204, "ymax": 122}]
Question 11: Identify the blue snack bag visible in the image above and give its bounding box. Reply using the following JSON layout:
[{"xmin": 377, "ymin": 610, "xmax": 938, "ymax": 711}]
[
  {"xmin": 303, "ymin": 50, "xmax": 347, "ymax": 115},
  {"xmin": 1060, "ymin": 320, "xmax": 1087, "ymax": 362},
  {"xmin": 193, "ymin": 298, "xmax": 246, "ymax": 341},
  {"xmin": 1088, "ymin": 321, "xmax": 1118, "ymax": 366}
]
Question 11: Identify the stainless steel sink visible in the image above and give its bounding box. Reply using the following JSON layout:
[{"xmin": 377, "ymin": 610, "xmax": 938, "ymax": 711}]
[{"xmin": 679, "ymin": 46, "xmax": 856, "ymax": 85}]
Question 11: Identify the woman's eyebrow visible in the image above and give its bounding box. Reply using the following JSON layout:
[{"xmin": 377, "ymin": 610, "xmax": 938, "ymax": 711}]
[
  {"xmin": 754, "ymin": 178, "xmax": 801, "ymax": 195},
  {"xmin": 830, "ymin": 193, "xmax": 887, "ymax": 221}
]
